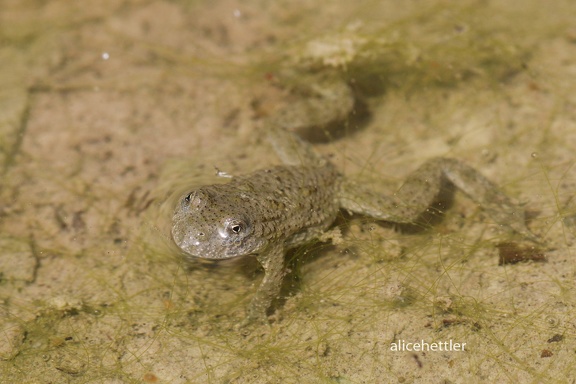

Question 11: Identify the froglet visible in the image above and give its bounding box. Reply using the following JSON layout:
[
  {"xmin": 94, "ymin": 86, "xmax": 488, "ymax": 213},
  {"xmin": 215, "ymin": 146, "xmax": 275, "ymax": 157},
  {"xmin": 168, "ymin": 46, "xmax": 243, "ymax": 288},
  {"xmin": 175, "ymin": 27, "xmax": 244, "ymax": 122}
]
[{"xmin": 171, "ymin": 80, "xmax": 538, "ymax": 325}]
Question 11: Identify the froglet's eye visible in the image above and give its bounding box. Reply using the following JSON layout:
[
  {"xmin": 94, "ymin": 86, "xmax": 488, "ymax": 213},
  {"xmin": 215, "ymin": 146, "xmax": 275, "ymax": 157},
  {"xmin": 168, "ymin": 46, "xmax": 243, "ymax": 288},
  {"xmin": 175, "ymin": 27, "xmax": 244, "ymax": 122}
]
[
  {"xmin": 184, "ymin": 192, "xmax": 193, "ymax": 203},
  {"xmin": 226, "ymin": 219, "xmax": 248, "ymax": 236}
]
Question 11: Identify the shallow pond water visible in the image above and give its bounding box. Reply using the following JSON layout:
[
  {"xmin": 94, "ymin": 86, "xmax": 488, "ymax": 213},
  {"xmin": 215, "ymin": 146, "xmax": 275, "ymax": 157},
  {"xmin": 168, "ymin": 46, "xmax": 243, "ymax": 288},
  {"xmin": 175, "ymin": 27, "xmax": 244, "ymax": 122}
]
[{"xmin": 1, "ymin": 0, "xmax": 576, "ymax": 382}]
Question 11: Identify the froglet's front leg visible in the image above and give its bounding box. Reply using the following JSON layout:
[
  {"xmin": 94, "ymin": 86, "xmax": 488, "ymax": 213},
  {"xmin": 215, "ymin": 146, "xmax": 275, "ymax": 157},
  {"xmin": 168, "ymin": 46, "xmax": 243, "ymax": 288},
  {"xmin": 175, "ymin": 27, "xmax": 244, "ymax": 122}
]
[{"xmin": 242, "ymin": 246, "xmax": 287, "ymax": 325}]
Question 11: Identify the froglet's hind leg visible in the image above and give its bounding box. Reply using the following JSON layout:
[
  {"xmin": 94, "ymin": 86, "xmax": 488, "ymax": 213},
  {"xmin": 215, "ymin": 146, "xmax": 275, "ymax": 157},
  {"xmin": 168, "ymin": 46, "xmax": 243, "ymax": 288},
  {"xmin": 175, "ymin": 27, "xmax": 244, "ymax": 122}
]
[
  {"xmin": 270, "ymin": 75, "xmax": 354, "ymax": 137},
  {"xmin": 339, "ymin": 157, "xmax": 538, "ymax": 242},
  {"xmin": 264, "ymin": 76, "xmax": 355, "ymax": 167},
  {"xmin": 266, "ymin": 123, "xmax": 325, "ymax": 167}
]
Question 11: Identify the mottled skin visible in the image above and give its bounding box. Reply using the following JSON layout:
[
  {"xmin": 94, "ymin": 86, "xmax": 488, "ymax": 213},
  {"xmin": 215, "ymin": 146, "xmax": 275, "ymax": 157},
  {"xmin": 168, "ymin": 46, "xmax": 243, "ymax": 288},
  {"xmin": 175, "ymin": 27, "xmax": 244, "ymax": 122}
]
[
  {"xmin": 171, "ymin": 81, "xmax": 538, "ymax": 325},
  {"xmin": 172, "ymin": 155, "xmax": 341, "ymax": 324}
]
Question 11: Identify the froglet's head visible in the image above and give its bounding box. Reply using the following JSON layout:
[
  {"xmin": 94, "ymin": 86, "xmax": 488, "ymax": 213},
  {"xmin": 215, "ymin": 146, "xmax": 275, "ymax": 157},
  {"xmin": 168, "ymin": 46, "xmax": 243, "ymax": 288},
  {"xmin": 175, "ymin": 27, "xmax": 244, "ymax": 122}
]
[{"xmin": 171, "ymin": 187, "xmax": 267, "ymax": 260}]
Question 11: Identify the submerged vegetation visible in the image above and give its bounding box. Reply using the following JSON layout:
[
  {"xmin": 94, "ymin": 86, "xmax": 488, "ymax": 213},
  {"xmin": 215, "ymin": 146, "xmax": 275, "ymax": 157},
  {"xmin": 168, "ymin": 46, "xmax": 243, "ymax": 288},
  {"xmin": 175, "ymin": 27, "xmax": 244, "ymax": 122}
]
[{"xmin": 1, "ymin": 0, "xmax": 575, "ymax": 382}]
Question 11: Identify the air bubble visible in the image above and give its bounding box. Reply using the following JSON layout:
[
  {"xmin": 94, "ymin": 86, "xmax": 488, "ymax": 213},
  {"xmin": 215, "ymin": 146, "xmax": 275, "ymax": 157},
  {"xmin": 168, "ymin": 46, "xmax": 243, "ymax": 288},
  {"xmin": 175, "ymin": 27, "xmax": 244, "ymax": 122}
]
[{"xmin": 545, "ymin": 315, "xmax": 559, "ymax": 328}]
